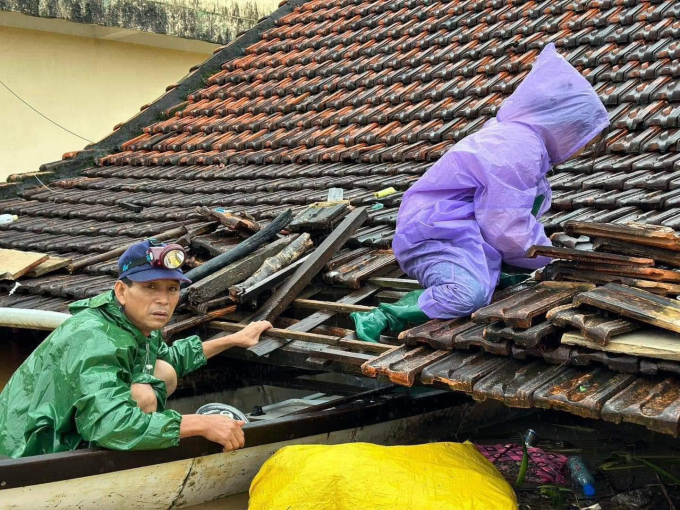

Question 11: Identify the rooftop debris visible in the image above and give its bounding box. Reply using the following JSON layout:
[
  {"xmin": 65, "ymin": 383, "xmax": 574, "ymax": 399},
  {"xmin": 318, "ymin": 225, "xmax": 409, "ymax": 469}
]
[
  {"xmin": 0, "ymin": 249, "xmax": 48, "ymax": 280},
  {"xmin": 2, "ymin": 0, "xmax": 680, "ymax": 451}
]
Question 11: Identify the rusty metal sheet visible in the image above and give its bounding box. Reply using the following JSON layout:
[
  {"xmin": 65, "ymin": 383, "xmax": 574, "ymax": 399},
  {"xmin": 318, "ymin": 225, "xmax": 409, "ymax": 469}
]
[
  {"xmin": 471, "ymin": 358, "xmax": 569, "ymax": 408},
  {"xmin": 575, "ymin": 283, "xmax": 680, "ymax": 334},
  {"xmin": 601, "ymin": 377, "xmax": 680, "ymax": 436},
  {"xmin": 483, "ymin": 321, "xmax": 558, "ymax": 348},
  {"xmin": 420, "ymin": 351, "xmax": 508, "ymax": 393},
  {"xmin": 593, "ymin": 237, "xmax": 680, "ymax": 268},
  {"xmin": 565, "ymin": 221, "xmax": 680, "ymax": 251},
  {"xmin": 399, "ymin": 319, "xmax": 476, "ymax": 350},
  {"xmin": 547, "ymin": 304, "xmax": 640, "ymax": 345},
  {"xmin": 323, "ymin": 249, "xmax": 397, "ymax": 289},
  {"xmin": 360, "ymin": 345, "xmax": 450, "ymax": 387},
  {"xmin": 453, "ymin": 324, "xmax": 512, "ymax": 356},
  {"xmin": 526, "ymin": 245, "xmax": 655, "ymax": 266},
  {"xmin": 533, "ymin": 367, "xmax": 637, "ymax": 419},
  {"xmin": 472, "ymin": 282, "xmax": 595, "ymax": 329}
]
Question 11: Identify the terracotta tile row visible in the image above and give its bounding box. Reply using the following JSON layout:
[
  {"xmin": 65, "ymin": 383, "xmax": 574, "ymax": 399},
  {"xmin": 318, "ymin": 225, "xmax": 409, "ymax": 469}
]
[
  {"xmin": 361, "ymin": 345, "xmax": 680, "ymax": 436},
  {"xmin": 99, "ymin": 140, "xmax": 454, "ymax": 167},
  {"xmin": 82, "ymin": 162, "xmax": 430, "ymax": 180}
]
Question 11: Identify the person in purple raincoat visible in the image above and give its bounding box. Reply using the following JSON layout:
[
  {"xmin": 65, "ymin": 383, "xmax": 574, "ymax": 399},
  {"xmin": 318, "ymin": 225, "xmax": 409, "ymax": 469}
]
[{"xmin": 352, "ymin": 44, "xmax": 610, "ymax": 342}]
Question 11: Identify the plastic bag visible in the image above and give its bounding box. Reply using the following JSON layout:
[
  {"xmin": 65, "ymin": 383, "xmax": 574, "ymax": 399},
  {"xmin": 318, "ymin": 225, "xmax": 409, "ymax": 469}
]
[{"xmin": 249, "ymin": 442, "xmax": 518, "ymax": 510}]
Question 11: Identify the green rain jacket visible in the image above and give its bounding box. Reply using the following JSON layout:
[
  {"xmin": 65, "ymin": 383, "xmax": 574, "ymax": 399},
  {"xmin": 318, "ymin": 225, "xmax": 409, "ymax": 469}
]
[{"xmin": 0, "ymin": 291, "xmax": 207, "ymax": 458}]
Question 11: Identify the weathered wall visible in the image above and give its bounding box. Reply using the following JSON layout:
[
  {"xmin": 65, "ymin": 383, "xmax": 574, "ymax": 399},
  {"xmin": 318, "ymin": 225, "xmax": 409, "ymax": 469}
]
[
  {"xmin": 0, "ymin": 24, "xmax": 211, "ymax": 181},
  {"xmin": 0, "ymin": 0, "xmax": 279, "ymax": 43}
]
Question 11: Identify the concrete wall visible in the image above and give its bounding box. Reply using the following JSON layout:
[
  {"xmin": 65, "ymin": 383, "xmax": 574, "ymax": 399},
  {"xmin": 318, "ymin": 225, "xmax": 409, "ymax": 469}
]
[
  {"xmin": 0, "ymin": 0, "xmax": 279, "ymax": 44},
  {"xmin": 0, "ymin": 20, "xmax": 215, "ymax": 181}
]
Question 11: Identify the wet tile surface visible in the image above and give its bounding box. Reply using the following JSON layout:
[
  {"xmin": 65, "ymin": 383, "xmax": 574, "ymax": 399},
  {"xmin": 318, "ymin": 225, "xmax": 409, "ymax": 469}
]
[{"xmin": 0, "ymin": 0, "xmax": 679, "ymax": 303}]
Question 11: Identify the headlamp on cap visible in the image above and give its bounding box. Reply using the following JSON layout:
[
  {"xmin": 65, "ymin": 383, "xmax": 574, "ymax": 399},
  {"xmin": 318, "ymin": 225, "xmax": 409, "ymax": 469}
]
[{"xmin": 121, "ymin": 240, "xmax": 186, "ymax": 272}]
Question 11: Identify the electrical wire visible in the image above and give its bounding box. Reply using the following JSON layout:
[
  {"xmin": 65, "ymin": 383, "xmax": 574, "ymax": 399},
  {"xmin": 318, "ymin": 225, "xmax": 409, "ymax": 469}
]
[{"xmin": 0, "ymin": 79, "xmax": 94, "ymax": 143}]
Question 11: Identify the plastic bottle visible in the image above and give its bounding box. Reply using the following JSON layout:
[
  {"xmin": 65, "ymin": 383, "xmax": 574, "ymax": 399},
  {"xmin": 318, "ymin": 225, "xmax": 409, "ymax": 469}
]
[
  {"xmin": 0, "ymin": 214, "xmax": 17, "ymax": 225},
  {"xmin": 567, "ymin": 456, "xmax": 596, "ymax": 497}
]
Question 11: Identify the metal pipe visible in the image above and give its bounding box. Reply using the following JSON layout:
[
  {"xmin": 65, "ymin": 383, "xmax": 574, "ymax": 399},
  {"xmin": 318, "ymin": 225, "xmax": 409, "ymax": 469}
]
[{"xmin": 0, "ymin": 308, "xmax": 70, "ymax": 330}]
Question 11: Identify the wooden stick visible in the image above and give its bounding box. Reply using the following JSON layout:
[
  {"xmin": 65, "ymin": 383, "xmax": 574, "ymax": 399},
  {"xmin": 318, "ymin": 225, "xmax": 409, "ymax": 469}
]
[
  {"xmin": 210, "ymin": 321, "xmax": 392, "ymax": 354},
  {"xmin": 293, "ymin": 299, "xmax": 374, "ymax": 313},
  {"xmin": 185, "ymin": 236, "xmax": 294, "ymax": 304},
  {"xmin": 163, "ymin": 305, "xmax": 237, "ymax": 341},
  {"xmin": 230, "ymin": 233, "xmax": 312, "ymax": 299},
  {"xmin": 232, "ymin": 256, "xmax": 309, "ymax": 304},
  {"xmin": 366, "ymin": 277, "xmax": 422, "ymax": 290},
  {"xmin": 183, "ymin": 209, "xmax": 293, "ymax": 284},
  {"xmin": 249, "ymin": 207, "xmax": 368, "ymax": 356},
  {"xmin": 211, "ymin": 321, "xmax": 343, "ymax": 345}
]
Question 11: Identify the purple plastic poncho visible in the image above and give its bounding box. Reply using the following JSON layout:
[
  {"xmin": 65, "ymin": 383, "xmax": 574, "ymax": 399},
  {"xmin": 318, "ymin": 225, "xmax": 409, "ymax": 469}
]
[{"xmin": 393, "ymin": 44, "xmax": 610, "ymax": 319}]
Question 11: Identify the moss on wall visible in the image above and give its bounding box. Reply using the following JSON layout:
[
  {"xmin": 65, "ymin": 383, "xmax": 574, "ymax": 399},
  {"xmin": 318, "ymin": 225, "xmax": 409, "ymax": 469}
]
[{"xmin": 0, "ymin": 0, "xmax": 277, "ymax": 43}]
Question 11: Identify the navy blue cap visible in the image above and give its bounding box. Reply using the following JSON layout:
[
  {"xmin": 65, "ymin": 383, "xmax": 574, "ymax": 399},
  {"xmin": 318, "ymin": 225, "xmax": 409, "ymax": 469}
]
[{"xmin": 118, "ymin": 240, "xmax": 191, "ymax": 283}]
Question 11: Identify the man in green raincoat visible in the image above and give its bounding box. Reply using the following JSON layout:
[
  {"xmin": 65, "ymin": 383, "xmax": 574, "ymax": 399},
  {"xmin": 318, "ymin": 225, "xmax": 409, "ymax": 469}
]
[{"xmin": 0, "ymin": 239, "xmax": 272, "ymax": 458}]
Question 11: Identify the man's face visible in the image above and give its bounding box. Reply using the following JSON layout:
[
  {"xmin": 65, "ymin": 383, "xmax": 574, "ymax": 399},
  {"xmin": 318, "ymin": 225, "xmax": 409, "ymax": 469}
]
[{"xmin": 114, "ymin": 279, "xmax": 180, "ymax": 336}]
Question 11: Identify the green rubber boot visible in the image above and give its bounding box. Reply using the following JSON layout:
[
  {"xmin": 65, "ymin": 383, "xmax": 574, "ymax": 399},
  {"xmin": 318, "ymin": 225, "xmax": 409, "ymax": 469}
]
[{"xmin": 351, "ymin": 290, "xmax": 428, "ymax": 343}]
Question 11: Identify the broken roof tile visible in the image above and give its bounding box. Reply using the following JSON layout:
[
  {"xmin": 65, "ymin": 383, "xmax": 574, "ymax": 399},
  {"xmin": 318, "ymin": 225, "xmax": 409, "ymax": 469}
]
[{"xmin": 472, "ymin": 281, "xmax": 595, "ymax": 329}]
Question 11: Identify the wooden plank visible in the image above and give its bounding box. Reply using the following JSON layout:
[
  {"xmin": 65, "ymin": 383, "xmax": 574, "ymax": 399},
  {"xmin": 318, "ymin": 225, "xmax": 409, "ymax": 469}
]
[
  {"xmin": 0, "ymin": 249, "xmax": 49, "ymax": 280},
  {"xmin": 366, "ymin": 277, "xmax": 422, "ymax": 291},
  {"xmin": 211, "ymin": 321, "xmax": 390, "ymax": 354},
  {"xmin": 211, "ymin": 321, "xmax": 343, "ymax": 345},
  {"xmin": 234, "ymin": 257, "xmax": 312, "ymax": 304},
  {"xmin": 251, "ymin": 284, "xmax": 382, "ymax": 357},
  {"xmin": 292, "ymin": 299, "xmax": 374, "ymax": 314},
  {"xmin": 183, "ymin": 209, "xmax": 293, "ymax": 284},
  {"xmin": 185, "ymin": 236, "xmax": 294, "ymax": 304},
  {"xmin": 574, "ymin": 283, "xmax": 680, "ymax": 333},
  {"xmin": 562, "ymin": 329, "xmax": 680, "ymax": 362},
  {"xmin": 25, "ymin": 256, "xmax": 72, "ymax": 278},
  {"xmin": 163, "ymin": 305, "xmax": 237, "ymax": 341},
  {"xmin": 230, "ymin": 234, "xmax": 312, "ymax": 299},
  {"xmin": 248, "ymin": 207, "xmax": 368, "ymax": 356}
]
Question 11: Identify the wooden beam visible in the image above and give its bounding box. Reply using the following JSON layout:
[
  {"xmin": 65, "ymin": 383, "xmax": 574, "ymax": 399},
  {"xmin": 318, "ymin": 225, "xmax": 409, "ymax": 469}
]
[
  {"xmin": 211, "ymin": 321, "xmax": 344, "ymax": 345},
  {"xmin": 230, "ymin": 233, "xmax": 312, "ymax": 300},
  {"xmin": 293, "ymin": 299, "xmax": 374, "ymax": 314},
  {"xmin": 25, "ymin": 256, "xmax": 72, "ymax": 278},
  {"xmin": 0, "ymin": 250, "xmax": 49, "ymax": 280},
  {"xmin": 248, "ymin": 207, "xmax": 368, "ymax": 356},
  {"xmin": 183, "ymin": 209, "xmax": 293, "ymax": 285},
  {"xmin": 211, "ymin": 323, "xmax": 393, "ymax": 354},
  {"xmin": 163, "ymin": 305, "xmax": 237, "ymax": 341},
  {"xmin": 185, "ymin": 236, "xmax": 294, "ymax": 304},
  {"xmin": 231, "ymin": 255, "xmax": 310, "ymax": 303},
  {"xmin": 366, "ymin": 277, "xmax": 422, "ymax": 290}
]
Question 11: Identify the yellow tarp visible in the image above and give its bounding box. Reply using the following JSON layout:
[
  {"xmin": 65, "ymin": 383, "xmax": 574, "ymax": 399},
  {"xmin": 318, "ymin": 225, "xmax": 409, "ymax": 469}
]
[{"xmin": 249, "ymin": 442, "xmax": 518, "ymax": 510}]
